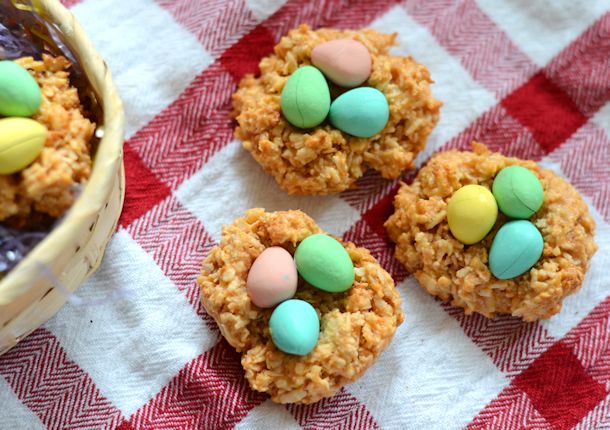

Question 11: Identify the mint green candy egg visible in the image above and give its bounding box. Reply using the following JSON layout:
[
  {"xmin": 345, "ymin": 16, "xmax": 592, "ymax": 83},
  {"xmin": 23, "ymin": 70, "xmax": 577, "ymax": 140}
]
[
  {"xmin": 294, "ymin": 233, "xmax": 355, "ymax": 293},
  {"xmin": 269, "ymin": 299, "xmax": 320, "ymax": 356},
  {"xmin": 280, "ymin": 66, "xmax": 330, "ymax": 128},
  {"xmin": 329, "ymin": 87, "xmax": 389, "ymax": 138},
  {"xmin": 0, "ymin": 61, "xmax": 42, "ymax": 117},
  {"xmin": 489, "ymin": 220, "xmax": 543, "ymax": 280},
  {"xmin": 492, "ymin": 165, "xmax": 544, "ymax": 219}
]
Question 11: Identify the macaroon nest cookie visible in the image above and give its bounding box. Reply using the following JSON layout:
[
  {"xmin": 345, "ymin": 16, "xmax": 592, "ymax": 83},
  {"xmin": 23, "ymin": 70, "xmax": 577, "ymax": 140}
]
[
  {"xmin": 198, "ymin": 208, "xmax": 404, "ymax": 403},
  {"xmin": 0, "ymin": 55, "xmax": 94, "ymax": 227},
  {"xmin": 385, "ymin": 142, "xmax": 597, "ymax": 321},
  {"xmin": 232, "ymin": 24, "xmax": 441, "ymax": 195}
]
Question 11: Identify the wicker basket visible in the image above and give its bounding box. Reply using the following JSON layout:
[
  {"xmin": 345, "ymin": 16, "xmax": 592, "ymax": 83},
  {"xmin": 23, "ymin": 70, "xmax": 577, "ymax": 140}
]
[{"xmin": 0, "ymin": 0, "xmax": 125, "ymax": 355}]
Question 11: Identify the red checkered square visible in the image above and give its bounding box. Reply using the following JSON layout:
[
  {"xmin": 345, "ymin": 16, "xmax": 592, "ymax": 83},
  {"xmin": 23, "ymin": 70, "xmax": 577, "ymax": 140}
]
[
  {"xmin": 544, "ymin": 122, "xmax": 610, "ymax": 222},
  {"xmin": 560, "ymin": 297, "xmax": 610, "ymax": 379},
  {"xmin": 361, "ymin": 184, "xmax": 400, "ymax": 240},
  {"xmin": 513, "ymin": 342, "xmax": 606, "ymax": 429},
  {"xmin": 158, "ymin": 0, "xmax": 259, "ymax": 56},
  {"xmin": 219, "ymin": 25, "xmax": 277, "ymax": 81},
  {"xmin": 542, "ymin": 13, "xmax": 610, "ymax": 117},
  {"xmin": 502, "ymin": 72, "xmax": 588, "ymax": 153},
  {"xmin": 127, "ymin": 63, "xmax": 236, "ymax": 190},
  {"xmin": 0, "ymin": 329, "xmax": 124, "ymax": 429},
  {"xmin": 446, "ymin": 104, "xmax": 545, "ymax": 160},
  {"xmin": 127, "ymin": 341, "xmax": 266, "ymax": 429},
  {"xmin": 343, "ymin": 218, "xmax": 408, "ymax": 283},
  {"xmin": 126, "ymin": 195, "xmax": 217, "ymax": 327},
  {"xmin": 287, "ymin": 388, "xmax": 380, "ymax": 429},
  {"xmin": 467, "ymin": 386, "xmax": 548, "ymax": 429},
  {"xmin": 119, "ymin": 144, "xmax": 172, "ymax": 227},
  {"xmin": 402, "ymin": 0, "xmax": 538, "ymax": 98},
  {"xmin": 445, "ymin": 309, "xmax": 554, "ymax": 375}
]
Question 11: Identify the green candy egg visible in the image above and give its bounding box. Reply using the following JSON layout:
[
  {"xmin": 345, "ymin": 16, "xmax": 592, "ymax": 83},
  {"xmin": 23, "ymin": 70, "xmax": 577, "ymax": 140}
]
[
  {"xmin": 269, "ymin": 299, "xmax": 320, "ymax": 356},
  {"xmin": 492, "ymin": 165, "xmax": 544, "ymax": 219},
  {"xmin": 0, "ymin": 61, "xmax": 42, "ymax": 117},
  {"xmin": 329, "ymin": 87, "xmax": 389, "ymax": 138},
  {"xmin": 489, "ymin": 220, "xmax": 543, "ymax": 280},
  {"xmin": 280, "ymin": 66, "xmax": 330, "ymax": 128},
  {"xmin": 294, "ymin": 233, "xmax": 354, "ymax": 293}
]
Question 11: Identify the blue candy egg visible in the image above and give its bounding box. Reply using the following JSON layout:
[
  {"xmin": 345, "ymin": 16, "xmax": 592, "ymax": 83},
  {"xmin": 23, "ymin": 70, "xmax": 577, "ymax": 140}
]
[
  {"xmin": 329, "ymin": 87, "xmax": 389, "ymax": 137},
  {"xmin": 489, "ymin": 220, "xmax": 544, "ymax": 280},
  {"xmin": 269, "ymin": 299, "xmax": 320, "ymax": 356}
]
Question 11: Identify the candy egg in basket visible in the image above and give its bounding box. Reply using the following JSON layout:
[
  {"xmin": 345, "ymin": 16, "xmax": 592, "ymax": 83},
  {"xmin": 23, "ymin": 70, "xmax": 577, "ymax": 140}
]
[{"xmin": 0, "ymin": 0, "xmax": 124, "ymax": 354}]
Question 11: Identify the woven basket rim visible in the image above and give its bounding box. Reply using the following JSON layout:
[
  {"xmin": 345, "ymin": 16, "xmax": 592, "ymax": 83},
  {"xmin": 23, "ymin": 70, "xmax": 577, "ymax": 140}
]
[{"xmin": 0, "ymin": 0, "xmax": 125, "ymax": 304}]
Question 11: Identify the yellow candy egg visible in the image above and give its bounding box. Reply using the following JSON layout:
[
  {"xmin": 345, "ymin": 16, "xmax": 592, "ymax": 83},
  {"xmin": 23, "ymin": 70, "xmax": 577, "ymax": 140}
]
[
  {"xmin": 447, "ymin": 184, "xmax": 498, "ymax": 244},
  {"xmin": 0, "ymin": 117, "xmax": 47, "ymax": 175}
]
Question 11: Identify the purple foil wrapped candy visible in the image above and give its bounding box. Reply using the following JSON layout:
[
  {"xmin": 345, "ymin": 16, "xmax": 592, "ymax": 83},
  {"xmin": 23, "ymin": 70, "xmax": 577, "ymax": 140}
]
[{"xmin": 0, "ymin": 226, "xmax": 46, "ymax": 276}]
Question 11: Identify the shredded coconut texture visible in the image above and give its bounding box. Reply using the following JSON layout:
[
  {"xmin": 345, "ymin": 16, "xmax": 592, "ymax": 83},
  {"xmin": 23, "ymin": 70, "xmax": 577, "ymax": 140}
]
[
  {"xmin": 232, "ymin": 24, "xmax": 441, "ymax": 195},
  {"xmin": 0, "ymin": 55, "xmax": 94, "ymax": 227},
  {"xmin": 199, "ymin": 209, "xmax": 404, "ymax": 403},
  {"xmin": 385, "ymin": 143, "xmax": 597, "ymax": 321}
]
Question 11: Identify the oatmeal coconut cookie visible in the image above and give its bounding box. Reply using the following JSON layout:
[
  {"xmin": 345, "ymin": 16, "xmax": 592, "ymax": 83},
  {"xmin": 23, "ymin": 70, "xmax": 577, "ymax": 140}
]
[
  {"xmin": 0, "ymin": 55, "xmax": 95, "ymax": 227},
  {"xmin": 232, "ymin": 24, "xmax": 441, "ymax": 195},
  {"xmin": 199, "ymin": 209, "xmax": 403, "ymax": 403},
  {"xmin": 385, "ymin": 143, "xmax": 597, "ymax": 321}
]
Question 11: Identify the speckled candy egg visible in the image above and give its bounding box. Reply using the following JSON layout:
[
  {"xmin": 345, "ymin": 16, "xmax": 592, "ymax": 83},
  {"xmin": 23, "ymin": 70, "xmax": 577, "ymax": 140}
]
[
  {"xmin": 280, "ymin": 65, "xmax": 330, "ymax": 129},
  {"xmin": 269, "ymin": 299, "xmax": 320, "ymax": 356},
  {"xmin": 294, "ymin": 234, "xmax": 354, "ymax": 293},
  {"xmin": 0, "ymin": 61, "xmax": 42, "ymax": 117},
  {"xmin": 246, "ymin": 247, "xmax": 298, "ymax": 308},
  {"xmin": 0, "ymin": 117, "xmax": 47, "ymax": 175},
  {"xmin": 311, "ymin": 39, "xmax": 372, "ymax": 88},
  {"xmin": 492, "ymin": 165, "xmax": 544, "ymax": 219},
  {"xmin": 329, "ymin": 87, "xmax": 389, "ymax": 138},
  {"xmin": 447, "ymin": 184, "xmax": 498, "ymax": 245},
  {"xmin": 489, "ymin": 220, "xmax": 544, "ymax": 280}
]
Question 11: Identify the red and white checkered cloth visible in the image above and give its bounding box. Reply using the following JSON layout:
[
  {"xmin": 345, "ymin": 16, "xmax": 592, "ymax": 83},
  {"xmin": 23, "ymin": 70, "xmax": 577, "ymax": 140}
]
[{"xmin": 2, "ymin": 0, "xmax": 609, "ymax": 428}]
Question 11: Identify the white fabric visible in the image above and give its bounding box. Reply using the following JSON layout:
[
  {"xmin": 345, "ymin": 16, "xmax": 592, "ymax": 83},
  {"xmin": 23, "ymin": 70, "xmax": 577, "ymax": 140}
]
[
  {"xmin": 0, "ymin": 378, "xmax": 45, "ymax": 430},
  {"xmin": 45, "ymin": 230, "xmax": 217, "ymax": 416},
  {"xmin": 371, "ymin": 6, "xmax": 497, "ymax": 164},
  {"xmin": 476, "ymin": 0, "xmax": 610, "ymax": 66},
  {"xmin": 71, "ymin": 0, "xmax": 213, "ymax": 139},
  {"xmin": 176, "ymin": 140, "xmax": 362, "ymax": 240},
  {"xmin": 348, "ymin": 279, "xmax": 509, "ymax": 429}
]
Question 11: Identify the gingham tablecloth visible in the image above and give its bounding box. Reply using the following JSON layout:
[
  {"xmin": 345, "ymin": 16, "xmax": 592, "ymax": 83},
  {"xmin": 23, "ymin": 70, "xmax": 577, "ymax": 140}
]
[{"xmin": 2, "ymin": 0, "xmax": 610, "ymax": 428}]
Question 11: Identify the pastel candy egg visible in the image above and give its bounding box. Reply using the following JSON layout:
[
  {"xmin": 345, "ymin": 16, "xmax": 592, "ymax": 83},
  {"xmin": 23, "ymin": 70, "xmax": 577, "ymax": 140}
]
[
  {"xmin": 447, "ymin": 184, "xmax": 498, "ymax": 245},
  {"xmin": 311, "ymin": 39, "xmax": 372, "ymax": 87},
  {"xmin": 294, "ymin": 234, "xmax": 354, "ymax": 293},
  {"xmin": 281, "ymin": 66, "xmax": 330, "ymax": 128},
  {"xmin": 329, "ymin": 87, "xmax": 389, "ymax": 138},
  {"xmin": 492, "ymin": 165, "xmax": 544, "ymax": 219},
  {"xmin": 0, "ymin": 118, "xmax": 47, "ymax": 175},
  {"xmin": 269, "ymin": 299, "xmax": 320, "ymax": 356},
  {"xmin": 489, "ymin": 220, "xmax": 543, "ymax": 280},
  {"xmin": 246, "ymin": 247, "xmax": 298, "ymax": 308},
  {"xmin": 0, "ymin": 61, "xmax": 42, "ymax": 117}
]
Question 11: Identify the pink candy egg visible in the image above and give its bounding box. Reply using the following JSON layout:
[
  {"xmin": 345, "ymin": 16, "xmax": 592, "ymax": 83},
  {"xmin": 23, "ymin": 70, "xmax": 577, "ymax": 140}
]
[
  {"xmin": 246, "ymin": 247, "xmax": 298, "ymax": 308},
  {"xmin": 311, "ymin": 39, "xmax": 372, "ymax": 88}
]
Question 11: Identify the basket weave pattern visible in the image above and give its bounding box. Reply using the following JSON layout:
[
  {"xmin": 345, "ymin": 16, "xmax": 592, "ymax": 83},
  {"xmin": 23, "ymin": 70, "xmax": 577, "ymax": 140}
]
[{"xmin": 0, "ymin": 0, "xmax": 125, "ymax": 355}]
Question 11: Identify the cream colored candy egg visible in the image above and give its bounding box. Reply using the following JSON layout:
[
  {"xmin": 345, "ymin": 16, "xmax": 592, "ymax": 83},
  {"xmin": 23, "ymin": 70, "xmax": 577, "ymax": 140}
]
[
  {"xmin": 246, "ymin": 247, "xmax": 298, "ymax": 308},
  {"xmin": 0, "ymin": 117, "xmax": 47, "ymax": 175},
  {"xmin": 447, "ymin": 184, "xmax": 498, "ymax": 245}
]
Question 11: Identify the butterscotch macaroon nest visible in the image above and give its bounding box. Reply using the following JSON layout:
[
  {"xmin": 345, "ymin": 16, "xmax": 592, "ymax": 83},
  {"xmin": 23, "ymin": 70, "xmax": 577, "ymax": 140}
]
[
  {"xmin": 385, "ymin": 143, "xmax": 597, "ymax": 321},
  {"xmin": 198, "ymin": 208, "xmax": 404, "ymax": 403},
  {"xmin": 232, "ymin": 24, "xmax": 441, "ymax": 195},
  {"xmin": 0, "ymin": 55, "xmax": 95, "ymax": 227}
]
